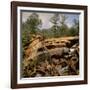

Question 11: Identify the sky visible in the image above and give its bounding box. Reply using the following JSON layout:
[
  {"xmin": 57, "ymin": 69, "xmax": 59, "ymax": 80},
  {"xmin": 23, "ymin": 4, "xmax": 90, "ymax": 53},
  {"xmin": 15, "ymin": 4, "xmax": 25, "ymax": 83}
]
[{"xmin": 21, "ymin": 11, "xmax": 79, "ymax": 29}]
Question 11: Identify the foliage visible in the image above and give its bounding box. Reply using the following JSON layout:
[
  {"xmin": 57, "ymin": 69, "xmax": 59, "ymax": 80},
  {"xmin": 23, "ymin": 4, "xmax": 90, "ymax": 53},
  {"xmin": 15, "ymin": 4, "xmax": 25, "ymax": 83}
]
[
  {"xmin": 23, "ymin": 12, "xmax": 42, "ymax": 34},
  {"xmin": 21, "ymin": 13, "xmax": 79, "ymax": 77},
  {"xmin": 67, "ymin": 19, "xmax": 79, "ymax": 36},
  {"xmin": 22, "ymin": 13, "xmax": 42, "ymax": 57},
  {"xmin": 22, "ymin": 13, "xmax": 79, "ymax": 41},
  {"xmin": 21, "ymin": 13, "xmax": 79, "ymax": 57},
  {"xmin": 50, "ymin": 13, "xmax": 60, "ymax": 37},
  {"xmin": 60, "ymin": 14, "xmax": 68, "ymax": 25}
]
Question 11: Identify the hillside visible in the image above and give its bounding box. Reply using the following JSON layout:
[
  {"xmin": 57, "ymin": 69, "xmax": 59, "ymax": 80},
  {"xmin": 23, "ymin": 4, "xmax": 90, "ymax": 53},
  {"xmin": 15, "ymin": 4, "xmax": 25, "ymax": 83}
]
[{"xmin": 22, "ymin": 35, "xmax": 79, "ymax": 77}]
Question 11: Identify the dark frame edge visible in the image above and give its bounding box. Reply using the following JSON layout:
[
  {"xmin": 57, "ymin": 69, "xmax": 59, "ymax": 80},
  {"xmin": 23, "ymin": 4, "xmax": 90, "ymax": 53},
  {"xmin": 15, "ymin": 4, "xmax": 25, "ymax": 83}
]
[
  {"xmin": 11, "ymin": 1, "xmax": 14, "ymax": 89},
  {"xmin": 12, "ymin": 80, "xmax": 86, "ymax": 89},
  {"xmin": 11, "ymin": 1, "xmax": 17, "ymax": 89},
  {"xmin": 11, "ymin": 1, "xmax": 88, "ymax": 9},
  {"xmin": 84, "ymin": 6, "xmax": 88, "ymax": 84}
]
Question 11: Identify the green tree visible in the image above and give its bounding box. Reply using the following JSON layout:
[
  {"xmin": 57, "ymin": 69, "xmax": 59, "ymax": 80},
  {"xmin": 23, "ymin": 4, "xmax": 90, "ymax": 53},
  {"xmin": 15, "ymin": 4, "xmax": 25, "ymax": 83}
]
[
  {"xmin": 58, "ymin": 14, "xmax": 68, "ymax": 36},
  {"xmin": 50, "ymin": 13, "xmax": 60, "ymax": 37},
  {"xmin": 73, "ymin": 19, "xmax": 79, "ymax": 35},
  {"xmin": 68, "ymin": 19, "xmax": 79, "ymax": 36},
  {"xmin": 24, "ymin": 12, "xmax": 42, "ymax": 34},
  {"xmin": 60, "ymin": 14, "xmax": 68, "ymax": 26},
  {"xmin": 22, "ymin": 13, "xmax": 42, "ymax": 46},
  {"xmin": 21, "ymin": 13, "xmax": 42, "ymax": 57},
  {"xmin": 60, "ymin": 14, "xmax": 68, "ymax": 30}
]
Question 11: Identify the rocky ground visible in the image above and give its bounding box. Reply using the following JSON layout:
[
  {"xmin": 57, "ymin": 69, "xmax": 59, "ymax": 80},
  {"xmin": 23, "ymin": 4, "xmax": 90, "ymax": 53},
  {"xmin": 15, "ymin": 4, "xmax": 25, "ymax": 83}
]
[{"xmin": 22, "ymin": 35, "xmax": 79, "ymax": 77}]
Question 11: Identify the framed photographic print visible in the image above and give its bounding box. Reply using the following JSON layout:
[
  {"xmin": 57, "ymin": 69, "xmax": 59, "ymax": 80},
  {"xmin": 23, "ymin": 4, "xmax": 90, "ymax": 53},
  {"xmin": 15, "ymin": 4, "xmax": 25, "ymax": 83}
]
[{"xmin": 11, "ymin": 1, "xmax": 88, "ymax": 89}]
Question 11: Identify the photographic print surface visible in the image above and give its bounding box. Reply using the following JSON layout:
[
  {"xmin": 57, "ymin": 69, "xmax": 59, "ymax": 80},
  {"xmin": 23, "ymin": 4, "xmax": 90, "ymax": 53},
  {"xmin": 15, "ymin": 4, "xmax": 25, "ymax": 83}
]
[
  {"xmin": 11, "ymin": 2, "xmax": 87, "ymax": 88},
  {"xmin": 21, "ymin": 11, "xmax": 80, "ymax": 78}
]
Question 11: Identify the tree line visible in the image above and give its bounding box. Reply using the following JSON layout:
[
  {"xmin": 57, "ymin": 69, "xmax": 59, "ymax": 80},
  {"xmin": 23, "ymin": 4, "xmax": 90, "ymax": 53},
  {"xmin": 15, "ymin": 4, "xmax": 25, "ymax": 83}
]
[{"xmin": 22, "ymin": 12, "xmax": 79, "ymax": 48}]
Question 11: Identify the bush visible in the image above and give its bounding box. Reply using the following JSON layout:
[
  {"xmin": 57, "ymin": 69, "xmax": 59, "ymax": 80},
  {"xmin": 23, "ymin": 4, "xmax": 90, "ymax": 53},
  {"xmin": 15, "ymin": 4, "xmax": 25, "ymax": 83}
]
[{"xmin": 67, "ymin": 27, "xmax": 79, "ymax": 36}]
